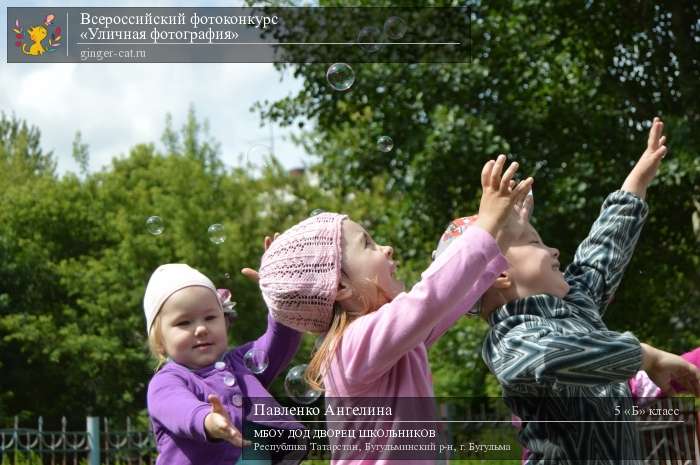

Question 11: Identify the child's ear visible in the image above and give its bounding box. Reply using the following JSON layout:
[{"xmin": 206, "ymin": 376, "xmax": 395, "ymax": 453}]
[
  {"xmin": 492, "ymin": 271, "xmax": 512, "ymax": 289},
  {"xmin": 336, "ymin": 280, "xmax": 353, "ymax": 301}
]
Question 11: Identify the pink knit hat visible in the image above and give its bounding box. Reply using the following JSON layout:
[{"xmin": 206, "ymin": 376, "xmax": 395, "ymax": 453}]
[
  {"xmin": 259, "ymin": 212, "xmax": 347, "ymax": 333},
  {"xmin": 143, "ymin": 263, "xmax": 228, "ymax": 335}
]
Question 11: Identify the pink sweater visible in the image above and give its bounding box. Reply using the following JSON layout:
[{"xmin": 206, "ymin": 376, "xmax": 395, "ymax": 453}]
[{"xmin": 323, "ymin": 226, "xmax": 508, "ymax": 464}]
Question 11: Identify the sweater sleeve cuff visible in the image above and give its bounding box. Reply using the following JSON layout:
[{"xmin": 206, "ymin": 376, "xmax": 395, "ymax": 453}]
[
  {"xmin": 190, "ymin": 403, "xmax": 211, "ymax": 442},
  {"xmin": 622, "ymin": 331, "xmax": 644, "ymax": 377},
  {"xmin": 486, "ymin": 253, "xmax": 509, "ymax": 277},
  {"xmin": 468, "ymin": 225, "xmax": 503, "ymax": 261},
  {"xmin": 609, "ymin": 189, "xmax": 649, "ymax": 214}
]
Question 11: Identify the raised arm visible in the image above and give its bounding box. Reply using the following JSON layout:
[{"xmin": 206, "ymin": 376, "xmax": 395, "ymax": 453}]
[
  {"xmin": 237, "ymin": 233, "xmax": 302, "ymax": 387},
  {"xmin": 426, "ymin": 192, "xmax": 534, "ymax": 348},
  {"xmin": 234, "ymin": 314, "xmax": 301, "ymax": 387},
  {"xmin": 564, "ymin": 190, "xmax": 648, "ymax": 310},
  {"xmin": 565, "ymin": 117, "xmax": 666, "ymax": 311}
]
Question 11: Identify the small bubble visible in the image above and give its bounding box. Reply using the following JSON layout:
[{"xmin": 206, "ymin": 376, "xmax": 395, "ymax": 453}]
[
  {"xmin": 284, "ymin": 364, "xmax": 322, "ymax": 405},
  {"xmin": 223, "ymin": 375, "xmax": 236, "ymax": 387},
  {"xmin": 377, "ymin": 136, "xmax": 394, "ymax": 153},
  {"xmin": 314, "ymin": 335, "xmax": 325, "ymax": 350},
  {"xmin": 208, "ymin": 224, "xmax": 225, "ymax": 245},
  {"xmin": 244, "ymin": 349, "xmax": 270, "ymax": 374},
  {"xmin": 357, "ymin": 26, "xmax": 381, "ymax": 53},
  {"xmin": 215, "ymin": 361, "xmax": 226, "ymax": 370},
  {"xmin": 246, "ymin": 144, "xmax": 273, "ymax": 169},
  {"xmin": 224, "ymin": 273, "xmax": 231, "ymax": 279},
  {"xmin": 326, "ymin": 63, "xmax": 355, "ymax": 92},
  {"xmin": 310, "ymin": 209, "xmax": 324, "ymax": 217},
  {"xmin": 383, "ymin": 16, "xmax": 407, "ymax": 40},
  {"xmin": 231, "ymin": 394, "xmax": 243, "ymax": 407},
  {"xmin": 146, "ymin": 216, "xmax": 164, "ymax": 235}
]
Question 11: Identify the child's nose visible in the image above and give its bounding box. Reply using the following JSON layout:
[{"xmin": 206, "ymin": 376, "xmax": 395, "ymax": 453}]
[
  {"xmin": 383, "ymin": 245, "xmax": 393, "ymax": 258},
  {"xmin": 550, "ymin": 247, "xmax": 560, "ymax": 259},
  {"xmin": 194, "ymin": 324, "xmax": 208, "ymax": 337}
]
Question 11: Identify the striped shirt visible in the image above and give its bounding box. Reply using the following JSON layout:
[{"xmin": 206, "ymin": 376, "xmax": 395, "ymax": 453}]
[{"xmin": 483, "ymin": 190, "xmax": 648, "ymax": 464}]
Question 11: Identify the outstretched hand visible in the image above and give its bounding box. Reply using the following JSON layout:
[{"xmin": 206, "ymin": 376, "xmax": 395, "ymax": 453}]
[
  {"xmin": 621, "ymin": 116, "xmax": 668, "ymax": 200},
  {"xmin": 641, "ymin": 343, "xmax": 700, "ymax": 397},
  {"xmin": 204, "ymin": 394, "xmax": 251, "ymax": 447},
  {"xmin": 474, "ymin": 154, "xmax": 534, "ymax": 250},
  {"xmin": 241, "ymin": 233, "xmax": 279, "ymax": 283}
]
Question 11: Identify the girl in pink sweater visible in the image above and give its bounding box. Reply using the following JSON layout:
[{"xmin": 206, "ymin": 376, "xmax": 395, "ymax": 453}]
[{"xmin": 258, "ymin": 155, "xmax": 533, "ymax": 464}]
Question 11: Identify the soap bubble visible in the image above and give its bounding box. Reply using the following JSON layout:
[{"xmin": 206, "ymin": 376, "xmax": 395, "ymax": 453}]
[
  {"xmin": 357, "ymin": 26, "xmax": 381, "ymax": 53},
  {"xmin": 284, "ymin": 364, "xmax": 322, "ymax": 405},
  {"xmin": 383, "ymin": 16, "xmax": 407, "ymax": 40},
  {"xmin": 326, "ymin": 63, "xmax": 355, "ymax": 92},
  {"xmin": 310, "ymin": 209, "xmax": 324, "ymax": 216},
  {"xmin": 146, "ymin": 216, "xmax": 164, "ymax": 235},
  {"xmin": 314, "ymin": 334, "xmax": 325, "ymax": 350},
  {"xmin": 223, "ymin": 375, "xmax": 236, "ymax": 386},
  {"xmin": 246, "ymin": 144, "xmax": 273, "ymax": 169},
  {"xmin": 208, "ymin": 224, "xmax": 225, "ymax": 244},
  {"xmin": 377, "ymin": 136, "xmax": 394, "ymax": 153},
  {"xmin": 244, "ymin": 348, "xmax": 269, "ymax": 374}
]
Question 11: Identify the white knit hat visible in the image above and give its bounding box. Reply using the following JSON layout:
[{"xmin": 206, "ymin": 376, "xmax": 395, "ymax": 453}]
[{"xmin": 143, "ymin": 264, "xmax": 221, "ymax": 335}]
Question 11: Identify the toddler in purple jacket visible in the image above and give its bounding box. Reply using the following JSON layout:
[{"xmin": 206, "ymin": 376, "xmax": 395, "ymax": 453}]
[{"xmin": 143, "ymin": 263, "xmax": 302, "ymax": 465}]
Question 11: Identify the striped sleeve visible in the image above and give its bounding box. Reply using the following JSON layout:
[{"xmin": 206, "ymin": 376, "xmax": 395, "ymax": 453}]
[
  {"xmin": 564, "ymin": 190, "xmax": 648, "ymax": 313},
  {"xmin": 483, "ymin": 321, "xmax": 643, "ymax": 387}
]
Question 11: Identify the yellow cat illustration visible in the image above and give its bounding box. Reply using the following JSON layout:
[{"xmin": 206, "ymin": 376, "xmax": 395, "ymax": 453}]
[{"xmin": 22, "ymin": 26, "xmax": 48, "ymax": 56}]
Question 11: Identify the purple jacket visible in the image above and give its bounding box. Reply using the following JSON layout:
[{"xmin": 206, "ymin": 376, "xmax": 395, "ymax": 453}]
[{"xmin": 147, "ymin": 314, "xmax": 301, "ymax": 465}]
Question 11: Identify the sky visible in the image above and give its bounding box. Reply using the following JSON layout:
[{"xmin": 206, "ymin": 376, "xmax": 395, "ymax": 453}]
[{"xmin": 1, "ymin": 1, "xmax": 311, "ymax": 176}]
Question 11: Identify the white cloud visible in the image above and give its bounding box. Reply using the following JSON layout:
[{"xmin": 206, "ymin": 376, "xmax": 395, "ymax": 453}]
[{"xmin": 1, "ymin": 2, "xmax": 311, "ymax": 175}]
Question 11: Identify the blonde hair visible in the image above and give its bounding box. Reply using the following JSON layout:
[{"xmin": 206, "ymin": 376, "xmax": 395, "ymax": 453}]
[
  {"xmin": 147, "ymin": 313, "xmax": 168, "ymax": 372},
  {"xmin": 305, "ymin": 275, "xmax": 385, "ymax": 391}
]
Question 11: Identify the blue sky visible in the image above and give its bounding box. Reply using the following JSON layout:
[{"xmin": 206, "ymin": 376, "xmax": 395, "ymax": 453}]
[{"xmin": 1, "ymin": 2, "xmax": 310, "ymax": 175}]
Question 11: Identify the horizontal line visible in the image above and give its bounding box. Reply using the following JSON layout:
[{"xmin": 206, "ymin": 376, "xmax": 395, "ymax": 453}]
[
  {"xmin": 256, "ymin": 420, "xmax": 685, "ymax": 423},
  {"xmin": 74, "ymin": 42, "xmax": 461, "ymax": 45}
]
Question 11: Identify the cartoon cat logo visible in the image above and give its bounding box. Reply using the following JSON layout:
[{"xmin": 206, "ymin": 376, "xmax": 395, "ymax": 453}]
[{"xmin": 14, "ymin": 14, "xmax": 62, "ymax": 56}]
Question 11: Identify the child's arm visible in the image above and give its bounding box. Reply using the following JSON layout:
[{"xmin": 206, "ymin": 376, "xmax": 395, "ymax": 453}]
[
  {"xmin": 641, "ymin": 343, "xmax": 700, "ymax": 396},
  {"xmin": 426, "ymin": 196, "xmax": 533, "ymax": 348},
  {"xmin": 234, "ymin": 314, "xmax": 301, "ymax": 387},
  {"xmin": 204, "ymin": 394, "xmax": 250, "ymax": 446},
  {"xmin": 485, "ymin": 323, "xmax": 700, "ymax": 394},
  {"xmin": 238, "ymin": 234, "xmax": 302, "ymax": 387},
  {"xmin": 338, "ymin": 157, "xmax": 533, "ymax": 384},
  {"xmin": 484, "ymin": 320, "xmax": 644, "ymax": 387},
  {"xmin": 147, "ymin": 372, "xmax": 246, "ymax": 445},
  {"xmin": 425, "ymin": 190, "xmax": 534, "ymax": 347},
  {"xmin": 629, "ymin": 348, "xmax": 700, "ymax": 402},
  {"xmin": 565, "ymin": 117, "xmax": 666, "ymax": 311},
  {"xmin": 620, "ymin": 117, "xmax": 667, "ymax": 200}
]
